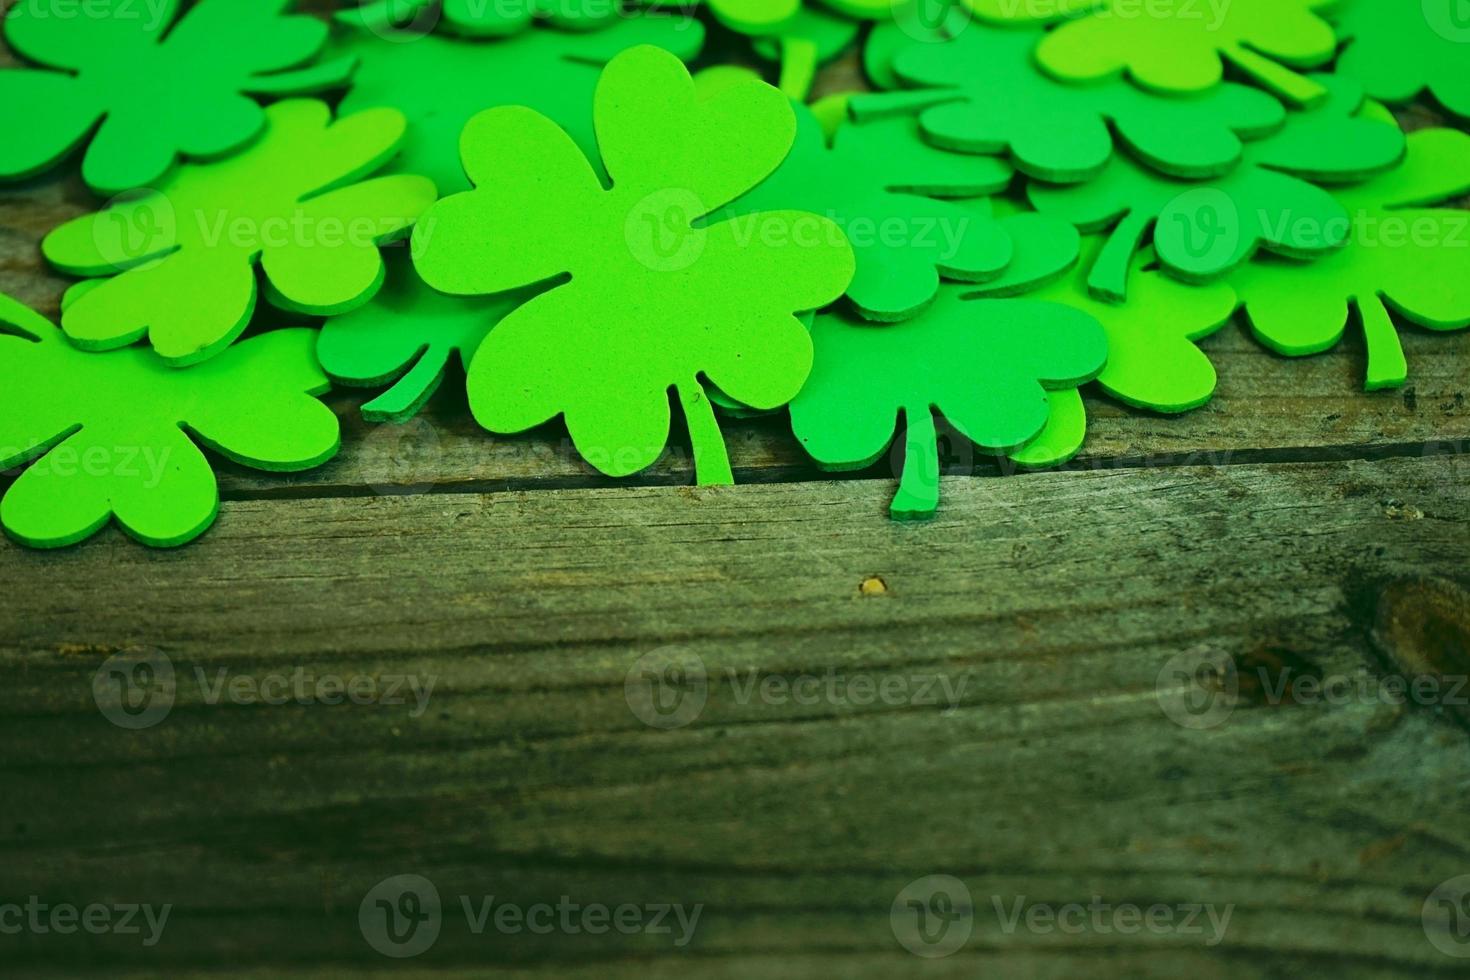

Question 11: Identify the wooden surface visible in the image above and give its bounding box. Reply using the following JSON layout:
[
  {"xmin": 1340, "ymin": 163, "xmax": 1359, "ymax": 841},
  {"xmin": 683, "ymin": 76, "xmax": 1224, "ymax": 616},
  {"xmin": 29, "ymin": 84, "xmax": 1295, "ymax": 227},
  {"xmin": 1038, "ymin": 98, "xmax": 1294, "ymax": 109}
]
[{"xmin": 3, "ymin": 16, "xmax": 1470, "ymax": 979}]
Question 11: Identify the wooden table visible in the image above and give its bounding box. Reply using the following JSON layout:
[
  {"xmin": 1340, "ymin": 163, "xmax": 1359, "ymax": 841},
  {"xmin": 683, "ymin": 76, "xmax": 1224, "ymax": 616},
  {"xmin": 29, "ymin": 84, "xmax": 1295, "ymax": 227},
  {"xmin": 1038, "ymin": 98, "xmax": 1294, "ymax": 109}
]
[{"xmin": 3, "ymin": 27, "xmax": 1470, "ymax": 979}]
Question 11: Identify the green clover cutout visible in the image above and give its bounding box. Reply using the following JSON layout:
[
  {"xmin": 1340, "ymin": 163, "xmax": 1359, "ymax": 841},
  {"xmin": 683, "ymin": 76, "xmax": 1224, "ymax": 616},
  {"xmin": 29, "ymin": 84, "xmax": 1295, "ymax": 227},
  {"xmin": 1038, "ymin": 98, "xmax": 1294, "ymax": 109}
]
[
  {"xmin": 1233, "ymin": 128, "xmax": 1470, "ymax": 392},
  {"xmin": 850, "ymin": 24, "xmax": 1286, "ymax": 183},
  {"xmin": 338, "ymin": 0, "xmax": 623, "ymax": 36},
  {"xmin": 967, "ymin": 0, "xmax": 1338, "ymax": 106},
  {"xmin": 1029, "ymin": 75, "xmax": 1406, "ymax": 300},
  {"xmin": 720, "ymin": 100, "xmax": 1015, "ymax": 321},
  {"xmin": 863, "ymin": 0, "xmax": 970, "ymax": 90},
  {"xmin": 317, "ymin": 251, "xmax": 530, "ymax": 422},
  {"xmin": 1018, "ymin": 237, "xmax": 1238, "ymax": 413},
  {"xmin": 0, "ymin": 0, "xmax": 356, "ymax": 194},
  {"xmin": 41, "ymin": 99, "xmax": 436, "ymax": 367},
  {"xmin": 413, "ymin": 45, "xmax": 855, "ymax": 486},
  {"xmin": 748, "ymin": 7, "xmax": 861, "ymax": 98},
  {"xmin": 334, "ymin": 14, "xmax": 705, "ymax": 196},
  {"xmin": 790, "ymin": 210, "xmax": 1106, "ymax": 520},
  {"xmin": 0, "ymin": 293, "xmax": 338, "ymax": 549},
  {"xmin": 1335, "ymin": 0, "xmax": 1470, "ymax": 119}
]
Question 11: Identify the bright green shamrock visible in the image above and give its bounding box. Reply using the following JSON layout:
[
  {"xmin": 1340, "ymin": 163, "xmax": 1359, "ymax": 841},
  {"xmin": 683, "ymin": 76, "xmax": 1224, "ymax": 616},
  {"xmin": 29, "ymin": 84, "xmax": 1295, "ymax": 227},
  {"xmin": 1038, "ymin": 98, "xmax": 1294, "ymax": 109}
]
[
  {"xmin": 790, "ymin": 209, "xmax": 1106, "ymax": 520},
  {"xmin": 1233, "ymin": 128, "xmax": 1470, "ymax": 391},
  {"xmin": 41, "ymin": 100, "xmax": 436, "ymax": 367},
  {"xmin": 414, "ymin": 46, "xmax": 854, "ymax": 486},
  {"xmin": 0, "ymin": 0, "xmax": 355, "ymax": 194},
  {"xmin": 338, "ymin": 0, "xmax": 621, "ymax": 36},
  {"xmin": 317, "ymin": 251, "xmax": 529, "ymax": 422},
  {"xmin": 849, "ymin": 25, "xmax": 1285, "ymax": 183},
  {"xmin": 1335, "ymin": 0, "xmax": 1470, "ymax": 119},
  {"xmin": 967, "ymin": 0, "xmax": 1338, "ymax": 106},
  {"xmin": 335, "ymin": 15, "xmax": 705, "ymax": 195},
  {"xmin": 0, "ymin": 293, "xmax": 338, "ymax": 549},
  {"xmin": 1029, "ymin": 75, "xmax": 1405, "ymax": 300},
  {"xmin": 721, "ymin": 102, "xmax": 1014, "ymax": 321}
]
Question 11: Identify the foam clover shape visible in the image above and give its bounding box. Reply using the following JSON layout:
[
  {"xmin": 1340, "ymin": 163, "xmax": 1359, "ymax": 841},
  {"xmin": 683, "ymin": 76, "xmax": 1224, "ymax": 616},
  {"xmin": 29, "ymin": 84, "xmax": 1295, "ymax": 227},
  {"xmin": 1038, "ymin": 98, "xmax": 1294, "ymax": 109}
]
[
  {"xmin": 42, "ymin": 100, "xmax": 436, "ymax": 367},
  {"xmin": 1334, "ymin": 0, "xmax": 1470, "ymax": 119},
  {"xmin": 790, "ymin": 210, "xmax": 1105, "ymax": 520},
  {"xmin": 968, "ymin": 0, "xmax": 1337, "ymax": 106},
  {"xmin": 0, "ymin": 293, "xmax": 338, "ymax": 549},
  {"xmin": 748, "ymin": 7, "xmax": 862, "ymax": 99},
  {"xmin": 792, "ymin": 288, "xmax": 1106, "ymax": 521},
  {"xmin": 721, "ymin": 102, "xmax": 1014, "ymax": 321},
  {"xmin": 338, "ymin": 0, "xmax": 623, "ymax": 36},
  {"xmin": 335, "ymin": 15, "xmax": 705, "ymax": 196},
  {"xmin": 318, "ymin": 251, "xmax": 528, "ymax": 422},
  {"xmin": 849, "ymin": 25, "xmax": 1285, "ymax": 183},
  {"xmin": 413, "ymin": 45, "xmax": 855, "ymax": 486},
  {"xmin": 1233, "ymin": 128, "xmax": 1470, "ymax": 391},
  {"xmin": 863, "ymin": 0, "xmax": 971, "ymax": 90},
  {"xmin": 1029, "ymin": 75, "xmax": 1405, "ymax": 300},
  {"xmin": 0, "ymin": 0, "xmax": 356, "ymax": 194}
]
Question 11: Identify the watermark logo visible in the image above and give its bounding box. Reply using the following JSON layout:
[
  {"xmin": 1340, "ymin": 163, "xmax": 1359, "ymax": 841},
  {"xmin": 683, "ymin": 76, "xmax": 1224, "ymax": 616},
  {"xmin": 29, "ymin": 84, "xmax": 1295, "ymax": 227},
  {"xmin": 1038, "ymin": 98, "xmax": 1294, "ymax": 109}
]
[
  {"xmin": 1424, "ymin": 874, "xmax": 1470, "ymax": 958},
  {"xmin": 92, "ymin": 648, "xmax": 176, "ymax": 730},
  {"xmin": 625, "ymin": 647, "xmax": 709, "ymax": 730},
  {"xmin": 1155, "ymin": 644, "xmax": 1239, "ymax": 730},
  {"xmin": 992, "ymin": 896, "xmax": 1232, "ymax": 946},
  {"xmin": 891, "ymin": 0, "xmax": 970, "ymax": 43},
  {"xmin": 360, "ymin": 874, "xmax": 443, "ymax": 959},
  {"xmin": 91, "ymin": 189, "xmax": 176, "ymax": 270},
  {"xmin": 625, "ymin": 189, "xmax": 708, "ymax": 273},
  {"xmin": 891, "ymin": 875, "xmax": 974, "ymax": 958},
  {"xmin": 360, "ymin": 414, "xmax": 445, "ymax": 497},
  {"xmin": 1166, "ymin": 188, "xmax": 1240, "ymax": 268},
  {"xmin": 0, "ymin": 897, "xmax": 171, "ymax": 947},
  {"xmin": 1425, "ymin": 0, "xmax": 1470, "ymax": 43}
]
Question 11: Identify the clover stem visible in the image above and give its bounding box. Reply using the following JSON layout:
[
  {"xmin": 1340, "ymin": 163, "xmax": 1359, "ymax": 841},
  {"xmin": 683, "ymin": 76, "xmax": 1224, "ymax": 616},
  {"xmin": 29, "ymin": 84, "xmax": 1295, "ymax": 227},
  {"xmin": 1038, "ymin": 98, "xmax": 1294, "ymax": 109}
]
[
  {"xmin": 1222, "ymin": 44, "xmax": 1327, "ymax": 107},
  {"xmin": 892, "ymin": 406, "xmax": 940, "ymax": 522},
  {"xmin": 677, "ymin": 381, "xmax": 734, "ymax": 487},
  {"xmin": 1087, "ymin": 210, "xmax": 1151, "ymax": 303},
  {"xmin": 360, "ymin": 346, "xmax": 452, "ymax": 423},
  {"xmin": 777, "ymin": 36, "xmax": 820, "ymax": 100},
  {"xmin": 1359, "ymin": 293, "xmax": 1408, "ymax": 391}
]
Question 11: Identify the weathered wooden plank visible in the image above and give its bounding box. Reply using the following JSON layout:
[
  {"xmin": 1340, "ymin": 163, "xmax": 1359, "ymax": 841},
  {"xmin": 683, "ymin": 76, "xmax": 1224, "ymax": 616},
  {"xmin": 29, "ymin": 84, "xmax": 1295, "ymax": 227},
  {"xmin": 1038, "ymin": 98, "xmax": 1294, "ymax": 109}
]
[{"xmin": 1, "ymin": 458, "xmax": 1467, "ymax": 973}]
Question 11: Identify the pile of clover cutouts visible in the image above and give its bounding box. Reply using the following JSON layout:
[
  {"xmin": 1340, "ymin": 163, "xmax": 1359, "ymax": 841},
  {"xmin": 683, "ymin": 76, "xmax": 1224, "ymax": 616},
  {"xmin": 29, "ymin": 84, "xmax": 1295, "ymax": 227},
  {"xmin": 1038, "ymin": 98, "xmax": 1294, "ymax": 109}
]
[{"xmin": 0, "ymin": 0, "xmax": 1466, "ymax": 544}]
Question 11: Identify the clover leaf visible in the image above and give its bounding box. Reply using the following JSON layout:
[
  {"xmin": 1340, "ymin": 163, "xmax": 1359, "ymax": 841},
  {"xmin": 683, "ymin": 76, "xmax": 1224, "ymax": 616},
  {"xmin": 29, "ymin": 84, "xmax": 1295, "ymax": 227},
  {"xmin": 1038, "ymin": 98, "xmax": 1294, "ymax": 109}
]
[
  {"xmin": 720, "ymin": 101, "xmax": 1014, "ymax": 321},
  {"xmin": 339, "ymin": 0, "xmax": 622, "ymax": 36},
  {"xmin": 0, "ymin": 0, "xmax": 355, "ymax": 194},
  {"xmin": 1335, "ymin": 0, "xmax": 1470, "ymax": 119},
  {"xmin": 748, "ymin": 7, "xmax": 861, "ymax": 98},
  {"xmin": 863, "ymin": 0, "xmax": 969, "ymax": 90},
  {"xmin": 413, "ymin": 45, "xmax": 854, "ymax": 485},
  {"xmin": 968, "ymin": 0, "xmax": 1338, "ymax": 106},
  {"xmin": 0, "ymin": 292, "xmax": 338, "ymax": 549},
  {"xmin": 850, "ymin": 24, "xmax": 1285, "ymax": 183},
  {"xmin": 1028, "ymin": 75, "xmax": 1405, "ymax": 299},
  {"xmin": 790, "ymin": 209, "xmax": 1104, "ymax": 520},
  {"xmin": 334, "ymin": 14, "xmax": 705, "ymax": 195},
  {"xmin": 317, "ymin": 251, "xmax": 530, "ymax": 422},
  {"xmin": 1233, "ymin": 128, "xmax": 1470, "ymax": 391},
  {"xmin": 41, "ymin": 99, "xmax": 436, "ymax": 367}
]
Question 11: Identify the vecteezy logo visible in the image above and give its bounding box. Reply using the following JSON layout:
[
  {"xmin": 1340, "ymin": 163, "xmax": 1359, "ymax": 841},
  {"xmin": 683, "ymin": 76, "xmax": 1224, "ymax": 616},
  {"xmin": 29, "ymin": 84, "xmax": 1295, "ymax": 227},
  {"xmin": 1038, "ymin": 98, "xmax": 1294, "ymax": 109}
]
[
  {"xmin": 624, "ymin": 647, "xmax": 709, "ymax": 730},
  {"xmin": 360, "ymin": 874, "xmax": 442, "ymax": 958},
  {"xmin": 1424, "ymin": 874, "xmax": 1470, "ymax": 958},
  {"xmin": 1163, "ymin": 188, "xmax": 1240, "ymax": 270},
  {"xmin": 624, "ymin": 189, "xmax": 708, "ymax": 273},
  {"xmin": 92, "ymin": 648, "xmax": 175, "ymax": 730},
  {"xmin": 891, "ymin": 875, "xmax": 973, "ymax": 958},
  {"xmin": 1425, "ymin": 0, "xmax": 1470, "ymax": 42},
  {"xmin": 1155, "ymin": 645, "xmax": 1239, "ymax": 730}
]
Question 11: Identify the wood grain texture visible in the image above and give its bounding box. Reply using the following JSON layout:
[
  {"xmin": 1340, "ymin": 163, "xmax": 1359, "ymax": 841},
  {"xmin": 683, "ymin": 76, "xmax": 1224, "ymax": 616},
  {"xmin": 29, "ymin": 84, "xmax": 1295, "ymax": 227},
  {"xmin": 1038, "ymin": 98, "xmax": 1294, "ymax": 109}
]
[{"xmin": 2, "ymin": 457, "xmax": 1470, "ymax": 974}]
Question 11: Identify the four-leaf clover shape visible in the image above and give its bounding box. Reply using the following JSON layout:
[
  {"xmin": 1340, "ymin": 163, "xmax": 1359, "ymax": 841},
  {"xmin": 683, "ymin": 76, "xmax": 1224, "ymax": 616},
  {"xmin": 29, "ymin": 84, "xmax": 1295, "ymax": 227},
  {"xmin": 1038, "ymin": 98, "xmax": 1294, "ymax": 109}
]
[
  {"xmin": 1233, "ymin": 128, "xmax": 1470, "ymax": 391},
  {"xmin": 0, "ymin": 0, "xmax": 356, "ymax": 194},
  {"xmin": 968, "ymin": 0, "xmax": 1338, "ymax": 106},
  {"xmin": 0, "ymin": 292, "xmax": 338, "ymax": 549},
  {"xmin": 850, "ymin": 24, "xmax": 1286, "ymax": 183},
  {"xmin": 722, "ymin": 101, "xmax": 1015, "ymax": 321},
  {"xmin": 42, "ymin": 99, "xmax": 437, "ymax": 366},
  {"xmin": 413, "ymin": 45, "xmax": 855, "ymax": 486}
]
